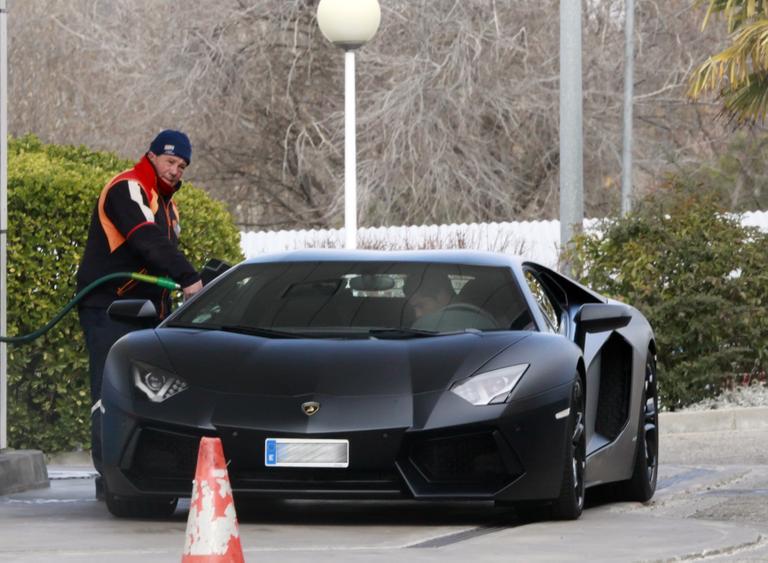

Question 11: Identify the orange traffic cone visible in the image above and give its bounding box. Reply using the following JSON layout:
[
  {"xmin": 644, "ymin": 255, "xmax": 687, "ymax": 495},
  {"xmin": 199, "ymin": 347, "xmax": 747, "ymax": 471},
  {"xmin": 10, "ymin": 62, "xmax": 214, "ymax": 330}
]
[{"xmin": 182, "ymin": 437, "xmax": 245, "ymax": 563}]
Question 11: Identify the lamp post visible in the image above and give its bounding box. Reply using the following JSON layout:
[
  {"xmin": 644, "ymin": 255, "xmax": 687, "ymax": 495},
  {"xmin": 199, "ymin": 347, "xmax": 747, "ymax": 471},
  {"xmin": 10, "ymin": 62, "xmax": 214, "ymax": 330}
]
[
  {"xmin": 559, "ymin": 0, "xmax": 584, "ymax": 272},
  {"xmin": 317, "ymin": 0, "xmax": 380, "ymax": 250},
  {"xmin": 621, "ymin": 0, "xmax": 635, "ymax": 216}
]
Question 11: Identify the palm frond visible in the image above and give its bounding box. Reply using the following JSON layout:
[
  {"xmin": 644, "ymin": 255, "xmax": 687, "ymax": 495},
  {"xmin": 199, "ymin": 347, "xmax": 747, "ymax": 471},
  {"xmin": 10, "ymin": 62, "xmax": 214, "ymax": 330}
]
[
  {"xmin": 692, "ymin": 0, "xmax": 768, "ymax": 122},
  {"xmin": 698, "ymin": 0, "xmax": 768, "ymax": 32},
  {"xmin": 689, "ymin": 19, "xmax": 768, "ymax": 98},
  {"xmin": 721, "ymin": 71, "xmax": 768, "ymax": 123}
]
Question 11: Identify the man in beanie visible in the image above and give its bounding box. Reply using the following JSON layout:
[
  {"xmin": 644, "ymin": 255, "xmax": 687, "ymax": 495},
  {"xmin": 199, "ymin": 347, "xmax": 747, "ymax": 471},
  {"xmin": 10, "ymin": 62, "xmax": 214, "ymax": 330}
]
[{"xmin": 76, "ymin": 130, "xmax": 203, "ymax": 497}]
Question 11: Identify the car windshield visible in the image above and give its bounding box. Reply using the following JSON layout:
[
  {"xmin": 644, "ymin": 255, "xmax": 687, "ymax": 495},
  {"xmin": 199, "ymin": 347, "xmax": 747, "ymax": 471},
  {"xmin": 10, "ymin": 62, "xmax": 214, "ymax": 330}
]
[{"xmin": 167, "ymin": 261, "xmax": 534, "ymax": 336}]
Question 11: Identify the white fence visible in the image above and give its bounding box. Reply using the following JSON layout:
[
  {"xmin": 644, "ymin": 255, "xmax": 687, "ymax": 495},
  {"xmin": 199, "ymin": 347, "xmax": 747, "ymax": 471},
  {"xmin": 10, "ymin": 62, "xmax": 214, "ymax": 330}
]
[{"xmin": 240, "ymin": 211, "xmax": 768, "ymax": 268}]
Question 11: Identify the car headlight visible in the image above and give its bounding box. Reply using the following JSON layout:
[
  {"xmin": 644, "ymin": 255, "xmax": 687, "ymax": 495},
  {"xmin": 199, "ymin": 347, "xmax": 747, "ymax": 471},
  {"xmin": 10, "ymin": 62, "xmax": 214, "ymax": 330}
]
[
  {"xmin": 132, "ymin": 362, "xmax": 188, "ymax": 403},
  {"xmin": 450, "ymin": 364, "xmax": 529, "ymax": 406}
]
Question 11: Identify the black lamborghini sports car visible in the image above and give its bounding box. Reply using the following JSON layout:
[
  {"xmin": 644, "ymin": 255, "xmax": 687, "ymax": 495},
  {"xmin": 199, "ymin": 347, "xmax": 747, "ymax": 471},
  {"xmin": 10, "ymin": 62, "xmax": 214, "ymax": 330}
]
[{"xmin": 100, "ymin": 250, "xmax": 658, "ymax": 519}]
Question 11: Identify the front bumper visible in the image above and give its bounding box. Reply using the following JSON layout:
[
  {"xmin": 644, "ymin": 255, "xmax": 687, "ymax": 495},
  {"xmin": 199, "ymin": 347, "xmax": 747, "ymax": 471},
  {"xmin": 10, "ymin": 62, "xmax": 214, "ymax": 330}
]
[{"xmin": 101, "ymin": 381, "xmax": 572, "ymax": 503}]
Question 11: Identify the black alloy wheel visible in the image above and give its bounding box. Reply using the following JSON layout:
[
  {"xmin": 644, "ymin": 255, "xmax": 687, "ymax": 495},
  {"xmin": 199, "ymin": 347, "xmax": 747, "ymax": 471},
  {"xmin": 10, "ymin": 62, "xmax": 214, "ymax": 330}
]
[
  {"xmin": 552, "ymin": 376, "xmax": 586, "ymax": 520},
  {"xmin": 619, "ymin": 352, "xmax": 659, "ymax": 501}
]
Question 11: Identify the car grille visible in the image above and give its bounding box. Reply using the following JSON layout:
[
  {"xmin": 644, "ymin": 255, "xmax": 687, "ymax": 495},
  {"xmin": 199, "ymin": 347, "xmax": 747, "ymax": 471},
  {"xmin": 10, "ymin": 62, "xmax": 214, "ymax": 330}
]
[
  {"xmin": 124, "ymin": 426, "xmax": 405, "ymax": 497},
  {"xmin": 404, "ymin": 430, "xmax": 523, "ymax": 496},
  {"xmin": 124, "ymin": 426, "xmax": 521, "ymax": 498},
  {"xmin": 230, "ymin": 468, "xmax": 404, "ymax": 496},
  {"xmin": 129, "ymin": 427, "xmax": 200, "ymax": 482},
  {"xmin": 410, "ymin": 432, "xmax": 506, "ymax": 483}
]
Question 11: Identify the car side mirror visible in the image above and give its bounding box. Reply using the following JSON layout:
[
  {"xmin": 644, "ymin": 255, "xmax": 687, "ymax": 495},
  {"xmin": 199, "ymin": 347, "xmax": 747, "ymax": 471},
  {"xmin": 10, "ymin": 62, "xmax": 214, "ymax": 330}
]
[
  {"xmin": 576, "ymin": 303, "xmax": 632, "ymax": 333},
  {"xmin": 107, "ymin": 299, "xmax": 158, "ymax": 326}
]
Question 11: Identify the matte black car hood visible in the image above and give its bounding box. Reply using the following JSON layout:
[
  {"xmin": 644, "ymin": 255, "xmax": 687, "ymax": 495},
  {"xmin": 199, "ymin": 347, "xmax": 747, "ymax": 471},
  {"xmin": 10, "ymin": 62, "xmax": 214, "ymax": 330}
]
[{"xmin": 154, "ymin": 329, "xmax": 527, "ymax": 397}]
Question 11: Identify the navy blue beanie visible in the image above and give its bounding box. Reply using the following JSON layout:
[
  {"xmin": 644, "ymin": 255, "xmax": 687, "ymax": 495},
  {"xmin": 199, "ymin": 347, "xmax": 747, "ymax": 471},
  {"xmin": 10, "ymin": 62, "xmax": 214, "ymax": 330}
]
[{"xmin": 149, "ymin": 130, "xmax": 192, "ymax": 164}]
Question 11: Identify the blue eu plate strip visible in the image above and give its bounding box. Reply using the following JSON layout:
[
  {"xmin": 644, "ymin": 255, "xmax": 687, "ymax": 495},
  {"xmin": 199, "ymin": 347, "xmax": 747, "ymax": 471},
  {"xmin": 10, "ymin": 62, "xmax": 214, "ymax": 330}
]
[{"xmin": 265, "ymin": 438, "xmax": 277, "ymax": 466}]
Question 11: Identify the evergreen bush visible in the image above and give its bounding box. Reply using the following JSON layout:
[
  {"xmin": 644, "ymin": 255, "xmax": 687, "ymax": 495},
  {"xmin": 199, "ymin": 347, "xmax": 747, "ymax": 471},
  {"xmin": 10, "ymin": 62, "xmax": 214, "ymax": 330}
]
[
  {"xmin": 5, "ymin": 135, "xmax": 243, "ymax": 452},
  {"xmin": 567, "ymin": 180, "xmax": 768, "ymax": 409}
]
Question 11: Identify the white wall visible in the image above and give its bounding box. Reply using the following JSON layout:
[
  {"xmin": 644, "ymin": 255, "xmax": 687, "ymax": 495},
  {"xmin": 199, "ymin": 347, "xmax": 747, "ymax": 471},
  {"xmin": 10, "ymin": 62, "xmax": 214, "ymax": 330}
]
[{"xmin": 240, "ymin": 211, "xmax": 768, "ymax": 268}]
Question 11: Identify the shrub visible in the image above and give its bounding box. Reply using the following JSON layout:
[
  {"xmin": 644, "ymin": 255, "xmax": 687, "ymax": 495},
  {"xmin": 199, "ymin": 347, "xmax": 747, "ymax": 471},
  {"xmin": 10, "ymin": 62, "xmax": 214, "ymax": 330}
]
[
  {"xmin": 5, "ymin": 135, "xmax": 243, "ymax": 452},
  {"xmin": 566, "ymin": 179, "xmax": 768, "ymax": 410}
]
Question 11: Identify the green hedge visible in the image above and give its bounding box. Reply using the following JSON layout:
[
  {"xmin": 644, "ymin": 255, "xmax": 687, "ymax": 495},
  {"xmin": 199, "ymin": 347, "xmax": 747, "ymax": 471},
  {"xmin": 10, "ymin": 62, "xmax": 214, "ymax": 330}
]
[
  {"xmin": 566, "ymin": 180, "xmax": 768, "ymax": 409},
  {"xmin": 5, "ymin": 135, "xmax": 243, "ymax": 452}
]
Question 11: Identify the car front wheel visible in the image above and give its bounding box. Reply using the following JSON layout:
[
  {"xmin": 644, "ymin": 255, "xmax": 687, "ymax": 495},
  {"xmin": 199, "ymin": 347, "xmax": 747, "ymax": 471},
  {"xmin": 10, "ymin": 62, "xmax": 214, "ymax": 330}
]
[
  {"xmin": 551, "ymin": 376, "xmax": 586, "ymax": 520},
  {"xmin": 617, "ymin": 353, "xmax": 659, "ymax": 502}
]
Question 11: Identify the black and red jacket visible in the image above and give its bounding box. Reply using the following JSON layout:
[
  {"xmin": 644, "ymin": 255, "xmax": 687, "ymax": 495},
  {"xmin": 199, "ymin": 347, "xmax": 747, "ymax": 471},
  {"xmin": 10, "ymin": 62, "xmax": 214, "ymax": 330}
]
[{"xmin": 76, "ymin": 155, "xmax": 201, "ymax": 319}]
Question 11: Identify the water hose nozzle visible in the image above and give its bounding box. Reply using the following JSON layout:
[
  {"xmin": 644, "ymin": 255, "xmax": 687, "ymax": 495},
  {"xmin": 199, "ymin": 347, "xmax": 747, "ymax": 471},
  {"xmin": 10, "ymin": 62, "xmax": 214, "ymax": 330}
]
[{"xmin": 130, "ymin": 273, "xmax": 180, "ymax": 290}]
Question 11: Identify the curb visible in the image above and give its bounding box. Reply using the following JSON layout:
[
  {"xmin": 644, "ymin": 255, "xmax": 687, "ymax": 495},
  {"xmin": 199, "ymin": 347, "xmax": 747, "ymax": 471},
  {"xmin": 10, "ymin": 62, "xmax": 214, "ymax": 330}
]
[
  {"xmin": 46, "ymin": 450, "xmax": 93, "ymax": 467},
  {"xmin": 0, "ymin": 449, "xmax": 49, "ymax": 495},
  {"xmin": 660, "ymin": 407, "xmax": 768, "ymax": 434}
]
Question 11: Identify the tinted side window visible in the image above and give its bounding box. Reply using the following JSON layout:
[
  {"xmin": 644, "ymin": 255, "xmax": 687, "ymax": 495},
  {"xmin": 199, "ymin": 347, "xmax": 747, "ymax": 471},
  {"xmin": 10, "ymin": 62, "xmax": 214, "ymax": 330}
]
[{"xmin": 524, "ymin": 270, "xmax": 559, "ymax": 332}]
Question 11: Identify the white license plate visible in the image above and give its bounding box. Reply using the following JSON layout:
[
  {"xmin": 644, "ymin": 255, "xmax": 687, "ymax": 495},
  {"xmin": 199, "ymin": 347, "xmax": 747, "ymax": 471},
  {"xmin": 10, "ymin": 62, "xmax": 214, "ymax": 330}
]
[{"xmin": 264, "ymin": 438, "xmax": 349, "ymax": 468}]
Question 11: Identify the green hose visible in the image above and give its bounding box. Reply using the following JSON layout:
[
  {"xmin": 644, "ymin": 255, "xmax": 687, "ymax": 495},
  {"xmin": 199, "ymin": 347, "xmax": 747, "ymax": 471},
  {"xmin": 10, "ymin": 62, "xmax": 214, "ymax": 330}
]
[{"xmin": 0, "ymin": 272, "xmax": 180, "ymax": 345}]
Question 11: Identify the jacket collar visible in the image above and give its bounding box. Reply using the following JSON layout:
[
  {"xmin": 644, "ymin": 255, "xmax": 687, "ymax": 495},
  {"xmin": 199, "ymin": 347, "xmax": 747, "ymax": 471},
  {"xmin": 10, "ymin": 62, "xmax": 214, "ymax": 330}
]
[{"xmin": 134, "ymin": 154, "xmax": 182, "ymax": 196}]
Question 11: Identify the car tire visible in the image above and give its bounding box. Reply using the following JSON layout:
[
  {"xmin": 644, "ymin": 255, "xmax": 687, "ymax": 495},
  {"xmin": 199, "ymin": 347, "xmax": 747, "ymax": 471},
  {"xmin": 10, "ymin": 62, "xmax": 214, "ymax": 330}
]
[
  {"xmin": 617, "ymin": 353, "xmax": 659, "ymax": 502},
  {"xmin": 551, "ymin": 376, "xmax": 586, "ymax": 520},
  {"xmin": 104, "ymin": 479, "xmax": 178, "ymax": 519}
]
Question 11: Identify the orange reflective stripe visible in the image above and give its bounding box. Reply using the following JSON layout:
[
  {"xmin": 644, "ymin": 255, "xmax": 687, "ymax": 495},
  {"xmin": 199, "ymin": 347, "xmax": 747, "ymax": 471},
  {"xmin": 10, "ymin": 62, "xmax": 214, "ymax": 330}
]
[
  {"xmin": 97, "ymin": 186, "xmax": 125, "ymax": 253},
  {"xmin": 97, "ymin": 172, "xmax": 159, "ymax": 253}
]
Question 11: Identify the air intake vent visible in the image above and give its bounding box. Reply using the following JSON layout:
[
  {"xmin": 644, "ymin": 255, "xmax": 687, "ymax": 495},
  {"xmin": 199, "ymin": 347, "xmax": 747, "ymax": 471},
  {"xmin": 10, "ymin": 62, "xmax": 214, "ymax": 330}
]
[
  {"xmin": 131, "ymin": 427, "xmax": 200, "ymax": 480},
  {"xmin": 410, "ymin": 431, "xmax": 512, "ymax": 486}
]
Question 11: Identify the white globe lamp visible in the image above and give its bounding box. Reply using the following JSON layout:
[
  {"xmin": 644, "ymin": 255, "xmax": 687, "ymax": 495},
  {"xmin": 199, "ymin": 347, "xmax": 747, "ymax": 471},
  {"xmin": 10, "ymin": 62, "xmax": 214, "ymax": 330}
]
[{"xmin": 317, "ymin": 0, "xmax": 381, "ymax": 249}]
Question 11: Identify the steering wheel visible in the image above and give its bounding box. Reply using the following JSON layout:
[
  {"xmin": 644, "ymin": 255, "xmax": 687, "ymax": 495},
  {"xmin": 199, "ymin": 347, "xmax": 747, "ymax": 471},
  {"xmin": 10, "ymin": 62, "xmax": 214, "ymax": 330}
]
[{"xmin": 435, "ymin": 303, "xmax": 499, "ymax": 329}]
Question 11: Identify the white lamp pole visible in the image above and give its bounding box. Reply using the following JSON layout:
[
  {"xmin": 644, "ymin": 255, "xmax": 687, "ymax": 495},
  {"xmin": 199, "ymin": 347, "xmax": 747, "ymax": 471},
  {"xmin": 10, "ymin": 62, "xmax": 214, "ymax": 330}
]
[
  {"xmin": 559, "ymin": 0, "xmax": 584, "ymax": 270},
  {"xmin": 343, "ymin": 50, "xmax": 356, "ymax": 249},
  {"xmin": 317, "ymin": 0, "xmax": 381, "ymax": 250},
  {"xmin": 621, "ymin": 0, "xmax": 636, "ymax": 216}
]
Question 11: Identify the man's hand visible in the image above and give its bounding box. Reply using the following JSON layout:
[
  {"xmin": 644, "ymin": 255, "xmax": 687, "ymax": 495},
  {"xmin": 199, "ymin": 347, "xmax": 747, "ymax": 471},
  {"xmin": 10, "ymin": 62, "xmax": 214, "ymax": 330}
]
[{"xmin": 182, "ymin": 280, "xmax": 203, "ymax": 301}]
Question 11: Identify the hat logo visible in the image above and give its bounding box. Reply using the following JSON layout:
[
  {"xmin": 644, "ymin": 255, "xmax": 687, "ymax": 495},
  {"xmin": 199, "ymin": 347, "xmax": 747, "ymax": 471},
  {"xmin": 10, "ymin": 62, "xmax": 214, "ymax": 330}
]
[
  {"xmin": 164, "ymin": 144, "xmax": 175, "ymax": 151},
  {"xmin": 302, "ymin": 401, "xmax": 320, "ymax": 416}
]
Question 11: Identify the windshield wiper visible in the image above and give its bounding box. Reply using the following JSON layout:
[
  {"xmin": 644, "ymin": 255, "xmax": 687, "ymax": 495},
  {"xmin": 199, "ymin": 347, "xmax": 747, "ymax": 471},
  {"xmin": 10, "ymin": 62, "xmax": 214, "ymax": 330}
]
[
  {"xmin": 369, "ymin": 328, "xmax": 484, "ymax": 339},
  {"xmin": 368, "ymin": 328, "xmax": 444, "ymax": 339},
  {"xmin": 218, "ymin": 325, "xmax": 306, "ymax": 339},
  {"xmin": 163, "ymin": 321, "xmax": 216, "ymax": 330}
]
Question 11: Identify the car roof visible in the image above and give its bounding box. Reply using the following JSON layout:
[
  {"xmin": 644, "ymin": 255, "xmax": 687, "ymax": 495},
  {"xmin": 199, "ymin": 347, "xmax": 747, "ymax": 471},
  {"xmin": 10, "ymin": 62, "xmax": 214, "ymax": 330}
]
[{"xmin": 243, "ymin": 249, "xmax": 525, "ymax": 268}]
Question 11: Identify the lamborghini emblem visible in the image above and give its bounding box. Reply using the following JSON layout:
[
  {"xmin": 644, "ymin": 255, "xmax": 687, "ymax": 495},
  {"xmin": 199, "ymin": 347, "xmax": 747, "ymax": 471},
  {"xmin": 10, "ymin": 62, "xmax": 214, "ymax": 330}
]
[{"xmin": 302, "ymin": 401, "xmax": 320, "ymax": 416}]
